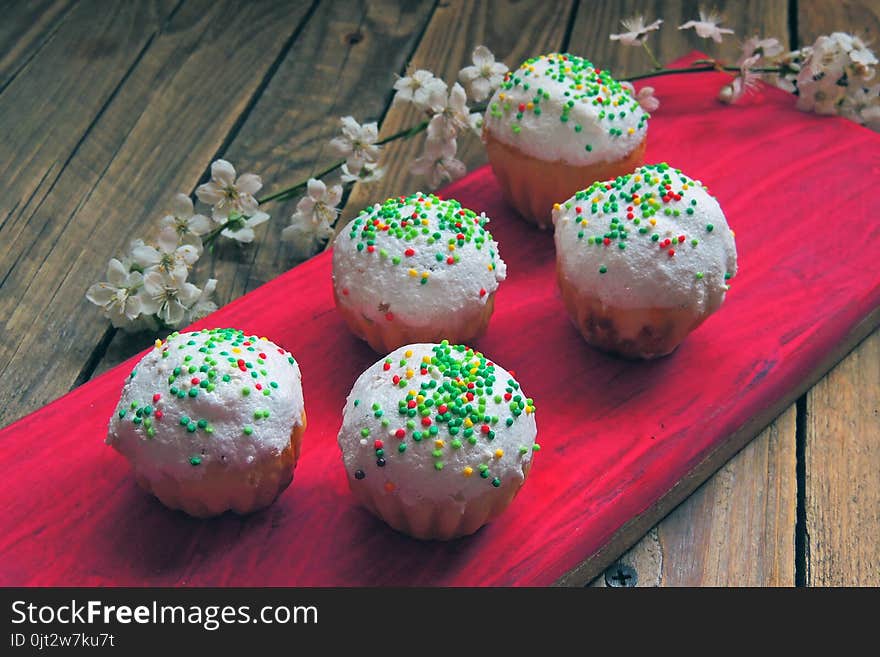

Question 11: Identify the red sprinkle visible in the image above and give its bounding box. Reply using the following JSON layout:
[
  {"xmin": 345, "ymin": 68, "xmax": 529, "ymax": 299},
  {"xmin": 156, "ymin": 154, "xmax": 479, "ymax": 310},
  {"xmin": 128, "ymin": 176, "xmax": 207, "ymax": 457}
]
[
  {"xmin": 438, "ymin": 404, "xmax": 448, "ymax": 414},
  {"xmin": 479, "ymin": 288, "xmax": 486, "ymax": 297},
  {"xmin": 407, "ymin": 400, "xmax": 417, "ymax": 409},
  {"xmin": 466, "ymin": 392, "xmax": 474, "ymax": 402},
  {"xmin": 392, "ymin": 375, "xmax": 400, "ymax": 384},
  {"xmin": 255, "ymin": 383, "xmax": 262, "ymax": 390},
  {"xmin": 385, "ymin": 312, "xmax": 394, "ymax": 321},
  {"xmin": 677, "ymin": 235, "xmax": 686, "ymax": 243},
  {"xmin": 152, "ymin": 393, "xmax": 161, "ymax": 402},
  {"xmin": 154, "ymin": 410, "xmax": 163, "ymax": 420},
  {"xmin": 374, "ymin": 440, "xmax": 384, "ymax": 449},
  {"xmin": 668, "ymin": 249, "xmax": 676, "ymax": 257},
  {"xmin": 603, "ymin": 237, "xmax": 611, "ymax": 246},
  {"xmin": 504, "ymin": 393, "xmax": 512, "ymax": 401},
  {"xmin": 259, "ymin": 352, "xmax": 267, "ymax": 359},
  {"xmin": 447, "ymin": 256, "xmax": 455, "ymax": 264},
  {"xmin": 395, "ymin": 429, "xmax": 406, "ymax": 439},
  {"xmin": 518, "ymin": 103, "xmax": 525, "ymax": 112},
  {"xmin": 404, "ymin": 248, "xmax": 415, "ymax": 257},
  {"xmin": 421, "ymin": 417, "xmax": 432, "ymax": 427},
  {"xmin": 481, "ymin": 424, "xmax": 490, "ymax": 434},
  {"xmin": 191, "ymin": 378, "xmax": 199, "ymax": 385},
  {"xmin": 366, "ymin": 245, "xmax": 375, "ymax": 253},
  {"xmin": 383, "ymin": 362, "xmax": 391, "ymax": 371}
]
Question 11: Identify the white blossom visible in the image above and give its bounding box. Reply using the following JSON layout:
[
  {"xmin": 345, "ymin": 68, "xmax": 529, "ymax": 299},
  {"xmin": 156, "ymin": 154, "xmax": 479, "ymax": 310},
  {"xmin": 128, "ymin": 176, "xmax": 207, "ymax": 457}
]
[
  {"xmin": 340, "ymin": 162, "xmax": 384, "ymax": 184},
  {"xmin": 328, "ymin": 116, "xmax": 381, "ymax": 176},
  {"xmin": 393, "ymin": 69, "xmax": 448, "ymax": 110},
  {"xmin": 610, "ymin": 16, "xmax": 663, "ymax": 46},
  {"xmin": 158, "ymin": 193, "xmax": 211, "ymax": 250},
  {"xmin": 739, "ymin": 36, "xmax": 783, "ymax": 65},
  {"xmin": 458, "ymin": 45, "xmax": 508, "ymax": 101},
  {"xmin": 131, "ymin": 227, "xmax": 199, "ymax": 278},
  {"xmin": 185, "ymin": 278, "xmax": 218, "ymax": 322},
  {"xmin": 138, "ymin": 269, "xmax": 201, "ymax": 327},
  {"xmin": 796, "ymin": 33, "xmax": 878, "ymax": 116},
  {"xmin": 719, "ymin": 54, "xmax": 762, "ymax": 104},
  {"xmin": 195, "ymin": 159, "xmax": 262, "ymax": 221},
  {"xmin": 621, "ymin": 81, "xmax": 660, "ymax": 112},
  {"xmin": 281, "ymin": 178, "xmax": 342, "ymax": 255},
  {"xmin": 427, "ymin": 82, "xmax": 472, "ymax": 141},
  {"xmin": 86, "ymin": 258, "xmax": 144, "ymax": 328},
  {"xmin": 220, "ymin": 210, "xmax": 270, "ymax": 243},
  {"xmin": 840, "ymin": 84, "xmax": 880, "ymax": 131},
  {"xmin": 679, "ymin": 9, "xmax": 735, "ymax": 43},
  {"xmin": 411, "ymin": 136, "xmax": 466, "ymax": 188}
]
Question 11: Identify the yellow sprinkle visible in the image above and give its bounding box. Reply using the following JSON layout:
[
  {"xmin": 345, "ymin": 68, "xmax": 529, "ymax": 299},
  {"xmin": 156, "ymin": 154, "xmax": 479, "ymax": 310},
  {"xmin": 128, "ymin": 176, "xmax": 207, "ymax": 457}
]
[
  {"xmin": 627, "ymin": 127, "xmax": 635, "ymax": 134},
  {"xmin": 553, "ymin": 203, "xmax": 561, "ymax": 210},
  {"xmin": 434, "ymin": 439, "xmax": 445, "ymax": 448},
  {"xmin": 575, "ymin": 83, "xmax": 583, "ymax": 90},
  {"xmin": 424, "ymin": 202, "xmax": 432, "ymax": 208},
  {"xmin": 408, "ymin": 389, "xmax": 417, "ymax": 397},
  {"xmin": 421, "ymin": 271, "xmax": 429, "ymax": 279},
  {"xmin": 682, "ymin": 183, "xmax": 689, "ymax": 190},
  {"xmin": 232, "ymin": 347, "xmax": 241, "ymax": 354},
  {"xmin": 405, "ymin": 368, "xmax": 414, "ymax": 379},
  {"xmin": 448, "ymin": 244, "xmax": 455, "ymax": 251},
  {"xmin": 526, "ymin": 102, "xmax": 534, "ymax": 110},
  {"xmin": 499, "ymin": 93, "xmax": 506, "ymax": 101},
  {"xmin": 154, "ymin": 339, "xmax": 162, "ymax": 349},
  {"xmin": 421, "ymin": 219, "xmax": 428, "ymax": 225},
  {"xmin": 464, "ymin": 418, "xmax": 474, "ymax": 428},
  {"xmin": 463, "ymin": 467, "xmax": 473, "ymax": 477},
  {"xmin": 494, "ymin": 449, "xmax": 504, "ymax": 459},
  {"xmin": 405, "ymin": 349, "xmax": 413, "ymax": 357},
  {"xmin": 408, "ymin": 268, "xmax": 418, "ymax": 277},
  {"xmin": 416, "ymin": 394, "xmax": 425, "ymax": 403},
  {"xmin": 634, "ymin": 175, "xmax": 642, "ymax": 182},
  {"xmin": 487, "ymin": 264, "xmax": 494, "ymax": 271},
  {"xmin": 422, "ymin": 355, "xmax": 431, "ymax": 364},
  {"xmin": 525, "ymin": 405, "xmax": 534, "ymax": 415},
  {"xmin": 650, "ymin": 218, "xmax": 657, "ymax": 226},
  {"xmin": 593, "ymin": 196, "xmax": 602, "ymax": 204}
]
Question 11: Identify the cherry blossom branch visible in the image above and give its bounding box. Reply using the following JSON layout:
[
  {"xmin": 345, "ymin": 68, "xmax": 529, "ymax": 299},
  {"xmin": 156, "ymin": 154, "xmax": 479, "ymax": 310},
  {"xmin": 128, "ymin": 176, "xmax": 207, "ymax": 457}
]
[{"xmin": 622, "ymin": 63, "xmax": 782, "ymax": 82}]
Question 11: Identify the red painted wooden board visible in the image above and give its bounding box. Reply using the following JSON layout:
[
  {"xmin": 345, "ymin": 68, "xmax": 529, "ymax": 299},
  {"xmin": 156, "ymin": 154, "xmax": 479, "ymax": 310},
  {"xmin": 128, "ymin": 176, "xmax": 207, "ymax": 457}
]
[{"xmin": 2, "ymin": 56, "xmax": 879, "ymax": 586}]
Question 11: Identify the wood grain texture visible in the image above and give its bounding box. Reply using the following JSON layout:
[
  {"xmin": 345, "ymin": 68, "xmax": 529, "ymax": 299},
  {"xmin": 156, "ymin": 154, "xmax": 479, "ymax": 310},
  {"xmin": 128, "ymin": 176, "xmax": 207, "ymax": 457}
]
[
  {"xmin": 0, "ymin": 0, "xmax": 314, "ymax": 426},
  {"xmin": 591, "ymin": 406, "xmax": 797, "ymax": 586},
  {"xmin": 0, "ymin": 0, "xmax": 75, "ymax": 90},
  {"xmin": 90, "ymin": 0, "xmax": 437, "ymax": 380},
  {"xmin": 805, "ymin": 331, "xmax": 880, "ymax": 586},
  {"xmin": 570, "ymin": 0, "xmax": 790, "ymax": 77},
  {"xmin": 341, "ymin": 0, "xmax": 578, "ymax": 221},
  {"xmin": 798, "ymin": 0, "xmax": 880, "ymax": 46}
]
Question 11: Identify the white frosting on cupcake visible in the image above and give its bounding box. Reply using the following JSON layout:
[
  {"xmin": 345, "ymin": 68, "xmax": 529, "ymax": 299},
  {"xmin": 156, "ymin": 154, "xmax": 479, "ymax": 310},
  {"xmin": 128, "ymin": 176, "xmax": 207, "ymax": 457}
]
[
  {"xmin": 483, "ymin": 53, "xmax": 649, "ymax": 166},
  {"xmin": 553, "ymin": 163, "xmax": 738, "ymax": 311},
  {"xmin": 338, "ymin": 342, "xmax": 539, "ymax": 507},
  {"xmin": 107, "ymin": 328, "xmax": 305, "ymax": 479},
  {"xmin": 332, "ymin": 192, "xmax": 506, "ymax": 328}
]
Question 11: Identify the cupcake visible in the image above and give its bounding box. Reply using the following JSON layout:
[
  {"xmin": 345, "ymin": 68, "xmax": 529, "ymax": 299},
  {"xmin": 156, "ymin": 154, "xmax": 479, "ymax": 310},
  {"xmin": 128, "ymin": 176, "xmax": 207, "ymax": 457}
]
[
  {"xmin": 332, "ymin": 192, "xmax": 507, "ymax": 353},
  {"xmin": 553, "ymin": 163, "xmax": 738, "ymax": 359},
  {"xmin": 106, "ymin": 328, "xmax": 306, "ymax": 517},
  {"xmin": 483, "ymin": 52, "xmax": 649, "ymax": 228},
  {"xmin": 337, "ymin": 342, "xmax": 539, "ymax": 540}
]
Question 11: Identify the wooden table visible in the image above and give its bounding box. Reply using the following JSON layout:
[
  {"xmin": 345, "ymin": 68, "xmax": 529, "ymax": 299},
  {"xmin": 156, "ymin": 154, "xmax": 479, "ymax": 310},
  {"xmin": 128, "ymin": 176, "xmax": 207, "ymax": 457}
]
[{"xmin": 1, "ymin": 0, "xmax": 877, "ymax": 586}]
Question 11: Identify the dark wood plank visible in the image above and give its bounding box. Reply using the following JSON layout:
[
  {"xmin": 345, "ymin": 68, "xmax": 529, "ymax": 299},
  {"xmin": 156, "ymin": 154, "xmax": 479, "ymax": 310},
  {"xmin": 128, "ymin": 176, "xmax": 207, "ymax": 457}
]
[
  {"xmin": 571, "ymin": 0, "xmax": 790, "ymax": 78},
  {"xmin": 0, "ymin": 0, "xmax": 177, "ymax": 256},
  {"xmin": 0, "ymin": 0, "xmax": 75, "ymax": 90},
  {"xmin": 592, "ymin": 407, "xmax": 797, "ymax": 586},
  {"xmin": 341, "ymin": 0, "xmax": 579, "ymax": 222},
  {"xmin": 799, "ymin": 0, "xmax": 880, "ymax": 588},
  {"xmin": 798, "ymin": 0, "xmax": 880, "ymax": 46},
  {"xmin": 0, "ymin": 0, "xmax": 315, "ymax": 426},
  {"xmin": 805, "ymin": 331, "xmax": 880, "ymax": 586},
  {"xmin": 90, "ymin": 0, "xmax": 437, "ymax": 379}
]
